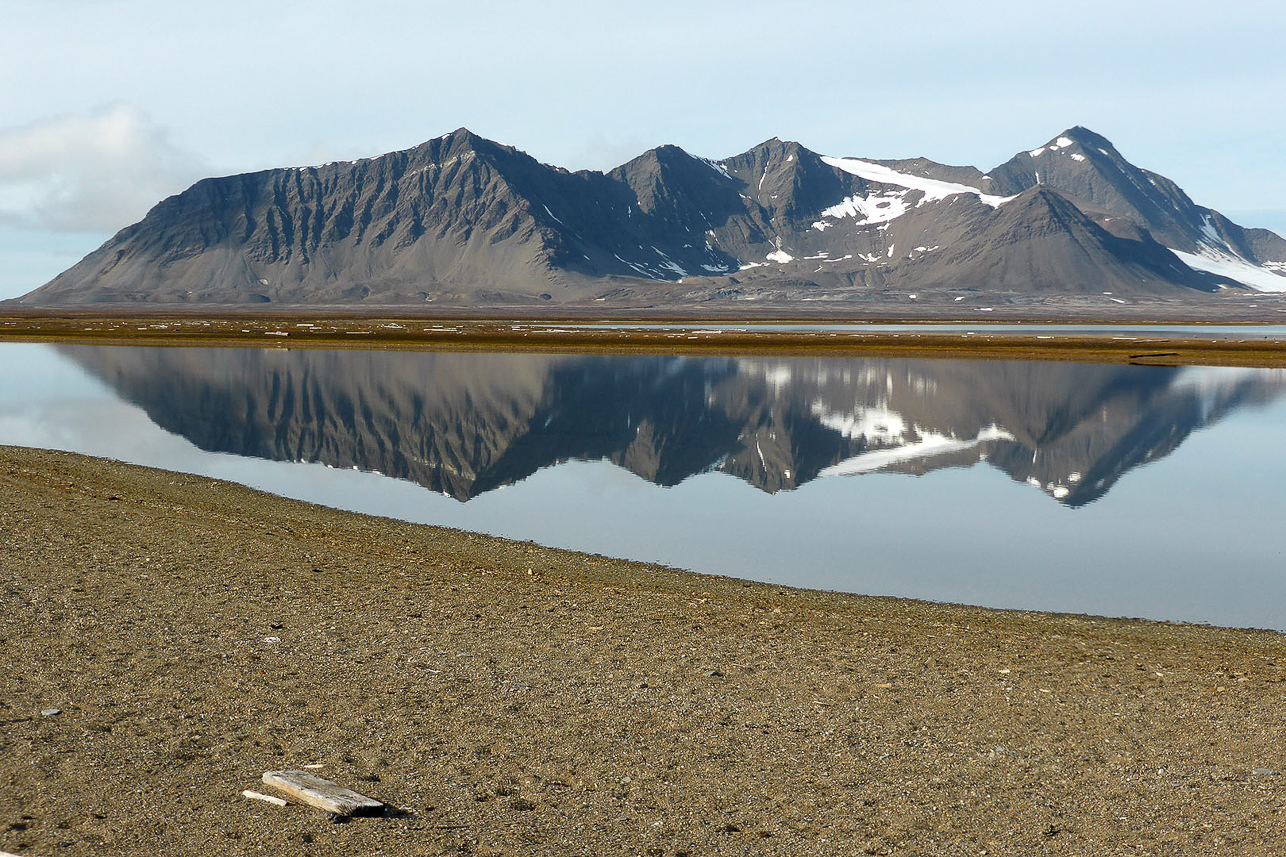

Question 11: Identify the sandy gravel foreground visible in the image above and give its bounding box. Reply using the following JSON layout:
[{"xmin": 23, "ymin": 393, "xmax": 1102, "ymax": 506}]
[{"xmin": 3, "ymin": 445, "xmax": 1286, "ymax": 856}]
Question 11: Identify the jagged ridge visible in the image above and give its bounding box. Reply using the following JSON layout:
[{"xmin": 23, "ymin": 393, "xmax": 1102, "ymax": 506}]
[{"xmin": 19, "ymin": 126, "xmax": 1286, "ymax": 306}]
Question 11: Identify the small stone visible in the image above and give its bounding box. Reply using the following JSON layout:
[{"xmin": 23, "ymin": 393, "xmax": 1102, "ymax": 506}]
[
  {"xmin": 41, "ymin": 708, "xmax": 61, "ymax": 717},
  {"xmin": 1253, "ymin": 768, "xmax": 1279, "ymax": 776}
]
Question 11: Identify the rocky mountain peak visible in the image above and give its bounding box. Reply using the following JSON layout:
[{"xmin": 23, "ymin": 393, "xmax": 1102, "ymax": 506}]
[
  {"xmin": 16, "ymin": 125, "xmax": 1286, "ymax": 308},
  {"xmin": 1056, "ymin": 125, "xmax": 1115, "ymax": 149}
]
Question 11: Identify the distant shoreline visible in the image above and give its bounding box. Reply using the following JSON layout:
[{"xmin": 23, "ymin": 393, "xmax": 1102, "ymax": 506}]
[
  {"xmin": 8, "ymin": 293, "xmax": 1286, "ymax": 325},
  {"xmin": 5, "ymin": 309, "xmax": 1286, "ymax": 368}
]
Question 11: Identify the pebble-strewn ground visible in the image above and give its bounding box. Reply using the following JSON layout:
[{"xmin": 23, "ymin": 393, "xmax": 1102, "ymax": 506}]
[{"xmin": 3, "ymin": 445, "xmax": 1285, "ymax": 856}]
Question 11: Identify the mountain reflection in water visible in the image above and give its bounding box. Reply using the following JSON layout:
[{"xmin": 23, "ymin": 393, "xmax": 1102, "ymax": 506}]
[{"xmin": 62, "ymin": 347, "xmax": 1286, "ymax": 507}]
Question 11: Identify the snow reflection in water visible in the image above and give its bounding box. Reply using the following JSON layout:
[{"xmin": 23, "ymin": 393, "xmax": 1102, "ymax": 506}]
[{"xmin": 2, "ymin": 342, "xmax": 1285, "ymax": 630}]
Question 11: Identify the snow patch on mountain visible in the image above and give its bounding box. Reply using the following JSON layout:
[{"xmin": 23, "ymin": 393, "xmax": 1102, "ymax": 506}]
[
  {"xmin": 650, "ymin": 246, "xmax": 689, "ymax": 277},
  {"xmin": 1029, "ymin": 137, "xmax": 1075, "ymax": 158},
  {"xmin": 1199, "ymin": 214, "xmax": 1225, "ymax": 248},
  {"xmin": 820, "ymin": 156, "xmax": 1012, "ymax": 208},
  {"xmin": 1172, "ymin": 249, "xmax": 1286, "ymax": 292},
  {"xmin": 697, "ymin": 155, "xmax": 731, "ymax": 179},
  {"xmin": 814, "ymin": 190, "xmax": 911, "ymax": 228},
  {"xmin": 614, "ymin": 253, "xmax": 659, "ymax": 279},
  {"xmin": 1165, "ymin": 214, "xmax": 1286, "ymax": 291}
]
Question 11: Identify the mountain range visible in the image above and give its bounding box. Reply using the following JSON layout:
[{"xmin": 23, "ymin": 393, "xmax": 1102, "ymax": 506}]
[
  {"xmin": 61, "ymin": 346, "xmax": 1286, "ymax": 507},
  {"xmin": 17, "ymin": 127, "xmax": 1286, "ymax": 308}
]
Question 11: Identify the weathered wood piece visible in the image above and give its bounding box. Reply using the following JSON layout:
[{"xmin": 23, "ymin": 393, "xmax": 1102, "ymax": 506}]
[
  {"xmin": 241, "ymin": 789, "xmax": 288, "ymax": 807},
  {"xmin": 262, "ymin": 770, "xmax": 383, "ymax": 816}
]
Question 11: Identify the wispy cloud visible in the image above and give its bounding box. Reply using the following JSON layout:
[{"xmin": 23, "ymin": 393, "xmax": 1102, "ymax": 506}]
[{"xmin": 0, "ymin": 104, "xmax": 204, "ymax": 233}]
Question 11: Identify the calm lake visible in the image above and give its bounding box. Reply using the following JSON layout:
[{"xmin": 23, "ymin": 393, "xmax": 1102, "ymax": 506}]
[{"xmin": 3, "ymin": 341, "xmax": 1285, "ymax": 630}]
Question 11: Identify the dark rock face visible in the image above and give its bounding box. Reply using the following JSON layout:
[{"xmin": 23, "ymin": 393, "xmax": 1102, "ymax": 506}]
[
  {"xmin": 27, "ymin": 131, "xmax": 601, "ymax": 305},
  {"xmin": 20, "ymin": 127, "xmax": 1286, "ymax": 306},
  {"xmin": 986, "ymin": 127, "xmax": 1286, "ymax": 267},
  {"xmin": 895, "ymin": 186, "xmax": 1220, "ymax": 295},
  {"xmin": 1246, "ymin": 228, "xmax": 1286, "ymax": 266},
  {"xmin": 61, "ymin": 346, "xmax": 1286, "ymax": 507}
]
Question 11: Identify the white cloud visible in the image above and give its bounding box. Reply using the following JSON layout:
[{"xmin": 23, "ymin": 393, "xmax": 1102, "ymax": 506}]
[{"xmin": 0, "ymin": 104, "xmax": 204, "ymax": 232}]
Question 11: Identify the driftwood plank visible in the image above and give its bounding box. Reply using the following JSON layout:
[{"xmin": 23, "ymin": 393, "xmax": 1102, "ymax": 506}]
[
  {"xmin": 262, "ymin": 770, "xmax": 384, "ymax": 816},
  {"xmin": 242, "ymin": 789, "xmax": 288, "ymax": 807}
]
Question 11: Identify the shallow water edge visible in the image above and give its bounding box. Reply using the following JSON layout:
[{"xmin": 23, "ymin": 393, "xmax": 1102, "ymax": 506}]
[{"xmin": 7, "ymin": 313, "xmax": 1286, "ymax": 367}]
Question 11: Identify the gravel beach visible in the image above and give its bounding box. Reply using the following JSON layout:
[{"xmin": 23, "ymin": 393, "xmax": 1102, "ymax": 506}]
[{"xmin": 3, "ymin": 445, "xmax": 1286, "ymax": 856}]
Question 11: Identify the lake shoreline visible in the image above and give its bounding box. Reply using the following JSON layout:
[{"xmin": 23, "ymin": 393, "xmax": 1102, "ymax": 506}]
[
  {"xmin": 6, "ymin": 311, "xmax": 1286, "ymax": 367},
  {"xmin": 4, "ymin": 444, "xmax": 1285, "ymax": 855}
]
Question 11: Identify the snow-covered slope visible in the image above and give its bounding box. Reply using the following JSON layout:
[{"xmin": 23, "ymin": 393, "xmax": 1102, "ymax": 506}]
[{"xmin": 820, "ymin": 156, "xmax": 1013, "ymax": 208}]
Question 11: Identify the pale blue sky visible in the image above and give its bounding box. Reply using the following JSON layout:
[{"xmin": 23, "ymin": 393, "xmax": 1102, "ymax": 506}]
[{"xmin": 2, "ymin": 0, "xmax": 1284, "ymax": 299}]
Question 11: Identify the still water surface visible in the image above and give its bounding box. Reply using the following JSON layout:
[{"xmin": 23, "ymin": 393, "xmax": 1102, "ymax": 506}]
[{"xmin": 2, "ymin": 342, "xmax": 1284, "ymax": 629}]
